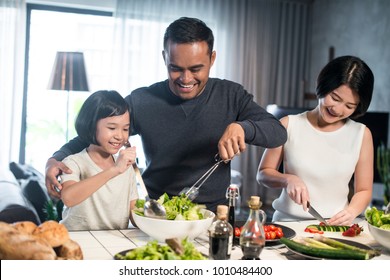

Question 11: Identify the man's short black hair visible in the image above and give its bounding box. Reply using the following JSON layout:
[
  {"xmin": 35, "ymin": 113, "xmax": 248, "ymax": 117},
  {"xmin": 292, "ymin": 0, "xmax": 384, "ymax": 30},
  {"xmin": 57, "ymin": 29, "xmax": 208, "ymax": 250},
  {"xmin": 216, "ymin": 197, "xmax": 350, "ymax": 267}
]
[{"xmin": 163, "ymin": 17, "xmax": 214, "ymax": 57}]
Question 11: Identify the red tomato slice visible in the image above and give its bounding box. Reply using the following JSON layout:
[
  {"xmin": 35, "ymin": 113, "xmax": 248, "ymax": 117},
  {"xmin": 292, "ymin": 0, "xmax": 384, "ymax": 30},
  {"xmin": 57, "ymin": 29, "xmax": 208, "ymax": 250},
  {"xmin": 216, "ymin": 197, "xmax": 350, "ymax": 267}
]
[
  {"xmin": 268, "ymin": 225, "xmax": 277, "ymax": 231},
  {"xmin": 269, "ymin": 231, "xmax": 277, "ymax": 240},
  {"xmin": 234, "ymin": 227, "xmax": 241, "ymax": 237},
  {"xmin": 275, "ymin": 228, "xmax": 284, "ymax": 238},
  {"xmin": 305, "ymin": 227, "xmax": 324, "ymax": 234}
]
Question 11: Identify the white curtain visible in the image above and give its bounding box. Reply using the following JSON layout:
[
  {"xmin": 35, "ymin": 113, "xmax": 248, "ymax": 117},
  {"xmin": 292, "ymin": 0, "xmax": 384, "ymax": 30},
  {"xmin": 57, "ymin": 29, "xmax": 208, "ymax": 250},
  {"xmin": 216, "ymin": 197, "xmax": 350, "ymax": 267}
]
[
  {"xmin": 112, "ymin": 0, "xmax": 311, "ymax": 204},
  {"xmin": 0, "ymin": 0, "xmax": 310, "ymax": 204},
  {"xmin": 0, "ymin": 0, "xmax": 26, "ymax": 169}
]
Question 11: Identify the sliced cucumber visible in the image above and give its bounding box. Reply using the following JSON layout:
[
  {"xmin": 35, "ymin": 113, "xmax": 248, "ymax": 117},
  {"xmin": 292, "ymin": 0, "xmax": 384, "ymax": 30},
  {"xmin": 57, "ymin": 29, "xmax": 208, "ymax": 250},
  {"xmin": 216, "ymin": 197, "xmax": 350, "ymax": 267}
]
[{"xmin": 306, "ymin": 224, "xmax": 349, "ymax": 232}]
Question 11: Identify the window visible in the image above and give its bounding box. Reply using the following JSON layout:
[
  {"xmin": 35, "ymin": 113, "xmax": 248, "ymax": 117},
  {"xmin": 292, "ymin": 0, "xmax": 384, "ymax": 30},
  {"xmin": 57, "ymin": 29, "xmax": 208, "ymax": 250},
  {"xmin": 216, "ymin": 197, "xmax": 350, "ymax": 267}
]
[
  {"xmin": 23, "ymin": 5, "xmax": 115, "ymax": 173},
  {"xmin": 24, "ymin": 4, "xmax": 168, "ymax": 173}
]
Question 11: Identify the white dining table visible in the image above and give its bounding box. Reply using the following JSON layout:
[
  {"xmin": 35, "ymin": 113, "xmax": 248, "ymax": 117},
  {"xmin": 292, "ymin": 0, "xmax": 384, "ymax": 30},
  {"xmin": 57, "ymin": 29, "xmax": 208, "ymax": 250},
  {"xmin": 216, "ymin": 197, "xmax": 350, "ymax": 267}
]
[{"xmin": 68, "ymin": 219, "xmax": 390, "ymax": 260}]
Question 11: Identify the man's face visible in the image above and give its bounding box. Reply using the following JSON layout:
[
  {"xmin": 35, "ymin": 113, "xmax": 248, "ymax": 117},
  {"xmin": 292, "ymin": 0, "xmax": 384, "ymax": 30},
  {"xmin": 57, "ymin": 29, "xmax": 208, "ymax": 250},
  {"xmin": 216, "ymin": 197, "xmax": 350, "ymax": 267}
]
[{"xmin": 162, "ymin": 40, "xmax": 216, "ymax": 100}]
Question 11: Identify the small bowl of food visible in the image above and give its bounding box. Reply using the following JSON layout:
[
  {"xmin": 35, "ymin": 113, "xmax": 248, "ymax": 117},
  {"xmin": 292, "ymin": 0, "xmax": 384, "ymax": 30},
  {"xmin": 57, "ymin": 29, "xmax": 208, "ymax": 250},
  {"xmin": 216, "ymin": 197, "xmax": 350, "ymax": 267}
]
[{"xmin": 132, "ymin": 193, "xmax": 215, "ymax": 242}]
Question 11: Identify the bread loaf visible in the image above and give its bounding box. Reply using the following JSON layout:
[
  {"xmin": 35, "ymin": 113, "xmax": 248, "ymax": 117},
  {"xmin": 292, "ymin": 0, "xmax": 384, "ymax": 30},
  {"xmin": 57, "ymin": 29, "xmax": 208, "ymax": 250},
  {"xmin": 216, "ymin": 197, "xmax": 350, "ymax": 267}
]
[
  {"xmin": 55, "ymin": 239, "xmax": 83, "ymax": 260},
  {"xmin": 32, "ymin": 220, "xmax": 70, "ymax": 247},
  {"xmin": 0, "ymin": 220, "xmax": 83, "ymax": 260},
  {"xmin": 12, "ymin": 221, "xmax": 38, "ymax": 234},
  {"xmin": 0, "ymin": 230, "xmax": 56, "ymax": 260},
  {"xmin": 0, "ymin": 221, "xmax": 17, "ymax": 234}
]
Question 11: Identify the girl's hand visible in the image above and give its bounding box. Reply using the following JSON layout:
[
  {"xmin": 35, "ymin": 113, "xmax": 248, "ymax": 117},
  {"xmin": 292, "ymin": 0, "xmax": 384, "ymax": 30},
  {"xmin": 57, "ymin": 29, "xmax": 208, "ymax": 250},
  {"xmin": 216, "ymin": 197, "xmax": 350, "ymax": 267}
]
[
  {"xmin": 327, "ymin": 209, "xmax": 355, "ymax": 226},
  {"xmin": 285, "ymin": 175, "xmax": 310, "ymax": 211},
  {"xmin": 115, "ymin": 146, "xmax": 136, "ymax": 173}
]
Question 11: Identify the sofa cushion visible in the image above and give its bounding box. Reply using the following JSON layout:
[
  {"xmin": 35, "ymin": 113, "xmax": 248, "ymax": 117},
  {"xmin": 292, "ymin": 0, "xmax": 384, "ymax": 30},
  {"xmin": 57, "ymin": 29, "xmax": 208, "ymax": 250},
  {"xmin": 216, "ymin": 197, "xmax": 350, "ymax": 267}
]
[
  {"xmin": 9, "ymin": 161, "xmax": 44, "ymax": 181},
  {"xmin": 0, "ymin": 204, "xmax": 40, "ymax": 224},
  {"xmin": 0, "ymin": 167, "xmax": 19, "ymax": 184},
  {"xmin": 21, "ymin": 178, "xmax": 51, "ymax": 223},
  {"xmin": 0, "ymin": 169, "xmax": 41, "ymax": 224}
]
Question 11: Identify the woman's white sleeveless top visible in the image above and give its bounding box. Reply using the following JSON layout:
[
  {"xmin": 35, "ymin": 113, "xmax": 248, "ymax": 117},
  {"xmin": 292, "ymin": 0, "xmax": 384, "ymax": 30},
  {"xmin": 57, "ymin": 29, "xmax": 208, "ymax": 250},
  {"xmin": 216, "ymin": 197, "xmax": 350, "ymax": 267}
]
[{"xmin": 272, "ymin": 112, "xmax": 365, "ymax": 221}]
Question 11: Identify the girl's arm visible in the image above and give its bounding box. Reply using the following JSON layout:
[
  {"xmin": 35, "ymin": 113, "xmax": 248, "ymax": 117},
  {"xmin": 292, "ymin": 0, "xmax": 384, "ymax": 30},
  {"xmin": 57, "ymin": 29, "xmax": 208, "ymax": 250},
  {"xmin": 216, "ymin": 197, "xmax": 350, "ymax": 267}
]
[
  {"xmin": 61, "ymin": 147, "xmax": 136, "ymax": 207},
  {"xmin": 61, "ymin": 166, "xmax": 121, "ymax": 207}
]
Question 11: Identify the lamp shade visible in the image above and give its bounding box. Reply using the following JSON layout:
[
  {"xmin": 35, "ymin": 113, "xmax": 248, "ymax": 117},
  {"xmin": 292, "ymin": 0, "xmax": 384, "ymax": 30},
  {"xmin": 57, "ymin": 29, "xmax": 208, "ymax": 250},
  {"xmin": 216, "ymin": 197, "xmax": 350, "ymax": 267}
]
[{"xmin": 48, "ymin": 51, "xmax": 89, "ymax": 91}]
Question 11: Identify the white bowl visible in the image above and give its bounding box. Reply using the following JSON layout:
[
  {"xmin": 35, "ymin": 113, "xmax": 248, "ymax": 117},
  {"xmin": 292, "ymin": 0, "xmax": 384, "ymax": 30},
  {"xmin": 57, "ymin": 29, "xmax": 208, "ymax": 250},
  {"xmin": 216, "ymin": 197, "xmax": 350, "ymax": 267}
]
[
  {"xmin": 367, "ymin": 223, "xmax": 390, "ymax": 251},
  {"xmin": 132, "ymin": 209, "xmax": 215, "ymax": 242}
]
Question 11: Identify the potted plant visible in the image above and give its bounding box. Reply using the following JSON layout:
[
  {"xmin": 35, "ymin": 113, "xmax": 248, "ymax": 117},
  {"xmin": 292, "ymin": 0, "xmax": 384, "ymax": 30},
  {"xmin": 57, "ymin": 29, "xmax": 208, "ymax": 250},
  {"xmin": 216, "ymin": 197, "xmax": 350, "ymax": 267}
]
[{"xmin": 377, "ymin": 144, "xmax": 390, "ymax": 206}]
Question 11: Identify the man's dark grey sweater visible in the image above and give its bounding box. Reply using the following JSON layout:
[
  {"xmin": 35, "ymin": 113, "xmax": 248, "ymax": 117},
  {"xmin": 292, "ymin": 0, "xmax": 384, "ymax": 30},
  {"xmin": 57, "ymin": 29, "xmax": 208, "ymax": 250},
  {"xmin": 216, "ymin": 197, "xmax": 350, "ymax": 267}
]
[{"xmin": 53, "ymin": 78, "xmax": 287, "ymax": 212}]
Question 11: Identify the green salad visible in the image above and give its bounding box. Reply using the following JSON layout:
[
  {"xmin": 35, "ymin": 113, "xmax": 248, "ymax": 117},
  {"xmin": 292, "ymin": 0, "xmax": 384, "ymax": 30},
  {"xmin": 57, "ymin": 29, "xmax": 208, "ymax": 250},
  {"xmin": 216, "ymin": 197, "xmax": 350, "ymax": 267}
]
[
  {"xmin": 115, "ymin": 238, "xmax": 206, "ymax": 260},
  {"xmin": 134, "ymin": 193, "xmax": 207, "ymax": 220},
  {"xmin": 365, "ymin": 206, "xmax": 390, "ymax": 230}
]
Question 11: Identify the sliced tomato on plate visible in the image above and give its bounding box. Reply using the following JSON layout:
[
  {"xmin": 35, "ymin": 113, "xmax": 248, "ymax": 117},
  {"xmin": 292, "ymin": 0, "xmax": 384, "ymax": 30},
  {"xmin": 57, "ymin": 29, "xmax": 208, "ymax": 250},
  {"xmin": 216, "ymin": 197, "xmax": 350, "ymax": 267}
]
[{"xmin": 304, "ymin": 227, "xmax": 324, "ymax": 234}]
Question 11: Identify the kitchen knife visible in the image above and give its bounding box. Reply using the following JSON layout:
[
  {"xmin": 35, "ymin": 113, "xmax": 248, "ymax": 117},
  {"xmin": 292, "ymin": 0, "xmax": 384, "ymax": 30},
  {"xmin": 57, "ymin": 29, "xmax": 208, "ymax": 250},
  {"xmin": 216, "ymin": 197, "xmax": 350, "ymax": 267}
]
[{"xmin": 307, "ymin": 201, "xmax": 328, "ymax": 225}]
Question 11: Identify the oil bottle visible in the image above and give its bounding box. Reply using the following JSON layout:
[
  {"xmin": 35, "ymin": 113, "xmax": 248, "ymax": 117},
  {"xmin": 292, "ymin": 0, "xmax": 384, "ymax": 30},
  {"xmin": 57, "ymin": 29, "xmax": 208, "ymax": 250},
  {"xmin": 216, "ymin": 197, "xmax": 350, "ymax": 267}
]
[{"xmin": 239, "ymin": 196, "xmax": 266, "ymax": 260}]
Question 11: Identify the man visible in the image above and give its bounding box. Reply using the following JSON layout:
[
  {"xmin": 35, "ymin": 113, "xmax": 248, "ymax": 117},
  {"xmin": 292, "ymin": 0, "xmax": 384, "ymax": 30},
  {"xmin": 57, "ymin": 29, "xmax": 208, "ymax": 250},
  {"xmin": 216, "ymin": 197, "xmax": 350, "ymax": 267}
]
[{"xmin": 45, "ymin": 17, "xmax": 287, "ymax": 212}]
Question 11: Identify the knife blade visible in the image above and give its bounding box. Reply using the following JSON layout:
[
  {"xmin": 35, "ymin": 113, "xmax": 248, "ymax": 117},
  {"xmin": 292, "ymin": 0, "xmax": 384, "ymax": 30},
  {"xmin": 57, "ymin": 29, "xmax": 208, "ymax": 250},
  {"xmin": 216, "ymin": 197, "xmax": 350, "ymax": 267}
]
[{"xmin": 307, "ymin": 202, "xmax": 328, "ymax": 225}]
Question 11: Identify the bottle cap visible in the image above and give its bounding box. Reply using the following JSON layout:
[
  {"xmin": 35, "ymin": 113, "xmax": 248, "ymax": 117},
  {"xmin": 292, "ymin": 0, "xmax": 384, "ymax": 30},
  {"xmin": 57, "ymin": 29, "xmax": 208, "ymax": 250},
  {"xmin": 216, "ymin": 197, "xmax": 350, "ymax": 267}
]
[
  {"xmin": 248, "ymin": 196, "xmax": 262, "ymax": 209},
  {"xmin": 226, "ymin": 184, "xmax": 240, "ymax": 199},
  {"xmin": 216, "ymin": 205, "xmax": 228, "ymax": 219}
]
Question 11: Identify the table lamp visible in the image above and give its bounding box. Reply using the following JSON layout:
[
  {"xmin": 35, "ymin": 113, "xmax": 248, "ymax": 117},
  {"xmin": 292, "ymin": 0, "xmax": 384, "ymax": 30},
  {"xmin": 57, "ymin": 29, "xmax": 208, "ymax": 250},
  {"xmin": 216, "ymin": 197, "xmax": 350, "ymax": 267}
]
[{"xmin": 47, "ymin": 51, "xmax": 89, "ymax": 141}]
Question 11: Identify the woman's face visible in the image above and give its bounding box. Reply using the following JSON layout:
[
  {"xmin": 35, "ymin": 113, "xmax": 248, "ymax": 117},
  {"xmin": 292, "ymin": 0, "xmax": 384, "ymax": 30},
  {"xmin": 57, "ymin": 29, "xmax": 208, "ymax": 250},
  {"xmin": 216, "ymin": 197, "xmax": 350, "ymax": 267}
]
[
  {"xmin": 95, "ymin": 111, "xmax": 130, "ymax": 155},
  {"xmin": 318, "ymin": 85, "xmax": 360, "ymax": 124}
]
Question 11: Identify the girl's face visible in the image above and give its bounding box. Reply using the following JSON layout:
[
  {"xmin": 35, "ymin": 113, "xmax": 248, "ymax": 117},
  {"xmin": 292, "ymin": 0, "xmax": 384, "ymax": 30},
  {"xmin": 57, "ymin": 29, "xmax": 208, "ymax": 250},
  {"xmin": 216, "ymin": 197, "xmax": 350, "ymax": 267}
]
[
  {"xmin": 95, "ymin": 111, "xmax": 130, "ymax": 154},
  {"xmin": 318, "ymin": 85, "xmax": 359, "ymax": 124}
]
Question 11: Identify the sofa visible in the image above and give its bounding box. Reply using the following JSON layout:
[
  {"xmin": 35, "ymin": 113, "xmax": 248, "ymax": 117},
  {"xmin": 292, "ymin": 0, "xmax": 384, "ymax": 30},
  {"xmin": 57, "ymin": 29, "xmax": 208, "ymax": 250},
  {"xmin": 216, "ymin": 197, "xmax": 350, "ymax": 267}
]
[{"xmin": 0, "ymin": 162, "xmax": 62, "ymax": 225}]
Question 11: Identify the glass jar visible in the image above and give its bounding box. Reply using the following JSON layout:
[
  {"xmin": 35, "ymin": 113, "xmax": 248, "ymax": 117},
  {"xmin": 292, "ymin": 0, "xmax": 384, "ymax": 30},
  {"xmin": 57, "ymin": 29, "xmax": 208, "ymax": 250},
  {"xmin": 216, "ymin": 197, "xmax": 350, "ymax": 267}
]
[{"xmin": 239, "ymin": 196, "xmax": 266, "ymax": 260}]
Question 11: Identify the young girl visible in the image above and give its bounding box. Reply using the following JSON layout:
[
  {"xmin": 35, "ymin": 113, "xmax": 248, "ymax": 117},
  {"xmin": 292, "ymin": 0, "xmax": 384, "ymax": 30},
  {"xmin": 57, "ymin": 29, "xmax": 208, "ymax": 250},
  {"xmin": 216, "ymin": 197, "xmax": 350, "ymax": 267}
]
[
  {"xmin": 257, "ymin": 56, "xmax": 375, "ymax": 226},
  {"xmin": 59, "ymin": 90, "xmax": 138, "ymax": 230}
]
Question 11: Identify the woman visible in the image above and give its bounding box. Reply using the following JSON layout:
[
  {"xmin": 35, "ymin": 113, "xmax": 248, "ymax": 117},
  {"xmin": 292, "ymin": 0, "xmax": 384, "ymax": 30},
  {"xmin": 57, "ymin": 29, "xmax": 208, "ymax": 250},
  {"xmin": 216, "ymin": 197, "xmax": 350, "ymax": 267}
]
[{"xmin": 257, "ymin": 56, "xmax": 374, "ymax": 225}]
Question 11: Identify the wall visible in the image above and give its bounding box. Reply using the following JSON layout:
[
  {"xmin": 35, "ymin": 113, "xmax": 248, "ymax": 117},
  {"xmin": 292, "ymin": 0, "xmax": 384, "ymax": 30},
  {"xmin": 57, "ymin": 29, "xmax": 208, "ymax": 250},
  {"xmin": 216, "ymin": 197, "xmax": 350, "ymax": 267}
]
[
  {"xmin": 310, "ymin": 0, "xmax": 390, "ymax": 119},
  {"xmin": 310, "ymin": 0, "xmax": 390, "ymax": 203},
  {"xmin": 31, "ymin": 0, "xmax": 389, "ymax": 118}
]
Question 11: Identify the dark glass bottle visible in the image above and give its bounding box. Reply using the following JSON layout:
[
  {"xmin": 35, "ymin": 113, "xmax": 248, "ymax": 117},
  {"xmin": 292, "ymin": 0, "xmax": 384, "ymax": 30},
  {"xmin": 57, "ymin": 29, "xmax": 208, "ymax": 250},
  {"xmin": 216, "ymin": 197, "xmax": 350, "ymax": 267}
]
[
  {"xmin": 226, "ymin": 184, "xmax": 240, "ymax": 228},
  {"xmin": 239, "ymin": 196, "xmax": 266, "ymax": 260},
  {"xmin": 208, "ymin": 205, "xmax": 233, "ymax": 260}
]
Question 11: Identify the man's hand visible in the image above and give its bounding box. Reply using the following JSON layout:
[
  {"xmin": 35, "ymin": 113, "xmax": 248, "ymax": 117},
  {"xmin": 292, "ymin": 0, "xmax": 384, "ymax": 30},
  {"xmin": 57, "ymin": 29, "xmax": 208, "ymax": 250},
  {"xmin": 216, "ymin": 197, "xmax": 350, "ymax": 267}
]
[
  {"xmin": 45, "ymin": 157, "xmax": 72, "ymax": 199},
  {"xmin": 218, "ymin": 123, "xmax": 246, "ymax": 161}
]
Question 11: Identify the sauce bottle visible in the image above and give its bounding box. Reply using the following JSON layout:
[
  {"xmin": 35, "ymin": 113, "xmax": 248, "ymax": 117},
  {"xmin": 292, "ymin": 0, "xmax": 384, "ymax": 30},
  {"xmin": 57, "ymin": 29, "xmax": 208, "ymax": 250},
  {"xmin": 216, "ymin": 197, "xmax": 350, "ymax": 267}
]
[
  {"xmin": 208, "ymin": 205, "xmax": 233, "ymax": 260},
  {"xmin": 226, "ymin": 184, "xmax": 240, "ymax": 229}
]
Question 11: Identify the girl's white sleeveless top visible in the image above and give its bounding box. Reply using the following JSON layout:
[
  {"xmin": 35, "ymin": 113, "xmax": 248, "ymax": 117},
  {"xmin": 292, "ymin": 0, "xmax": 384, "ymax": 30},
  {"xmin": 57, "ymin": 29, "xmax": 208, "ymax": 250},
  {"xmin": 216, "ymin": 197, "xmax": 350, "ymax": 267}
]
[{"xmin": 272, "ymin": 112, "xmax": 365, "ymax": 221}]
